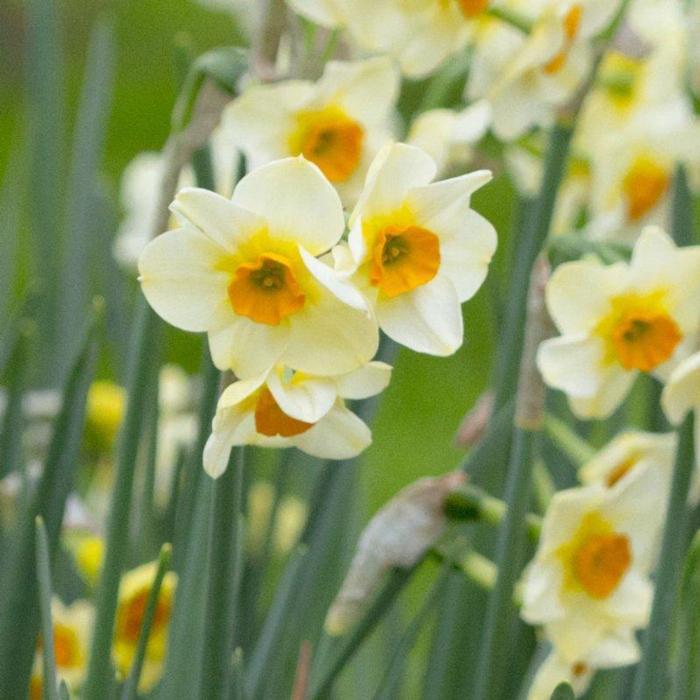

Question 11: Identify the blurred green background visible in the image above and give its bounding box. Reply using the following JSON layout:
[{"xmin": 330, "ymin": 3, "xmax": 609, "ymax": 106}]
[{"xmin": 0, "ymin": 0, "xmax": 515, "ymax": 517}]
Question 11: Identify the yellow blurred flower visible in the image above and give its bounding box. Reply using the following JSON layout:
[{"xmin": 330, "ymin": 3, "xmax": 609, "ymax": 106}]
[
  {"xmin": 113, "ymin": 561, "xmax": 177, "ymax": 693},
  {"xmin": 247, "ymin": 481, "xmax": 307, "ymax": 555},
  {"xmin": 85, "ymin": 380, "xmax": 126, "ymax": 453}
]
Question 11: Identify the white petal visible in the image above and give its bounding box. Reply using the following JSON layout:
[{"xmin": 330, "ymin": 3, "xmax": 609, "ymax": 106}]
[
  {"xmin": 662, "ymin": 352, "xmax": 700, "ymax": 425},
  {"xmin": 283, "ymin": 293, "xmax": 379, "ymax": 376},
  {"xmin": 452, "ymin": 100, "xmax": 492, "ymax": 142},
  {"xmin": 568, "ymin": 368, "xmax": 637, "ymax": 420},
  {"xmin": 294, "ymin": 404, "xmax": 372, "ymax": 459},
  {"xmin": 267, "ymin": 370, "xmax": 337, "ymax": 423},
  {"xmin": 545, "ymin": 260, "xmax": 628, "ymax": 334},
  {"xmin": 232, "ymin": 157, "xmax": 345, "ymax": 255},
  {"xmin": 520, "ymin": 561, "xmax": 564, "ymax": 624},
  {"xmin": 300, "ymin": 246, "xmax": 369, "ymax": 312},
  {"xmin": 335, "ymin": 362, "xmax": 393, "ymax": 400},
  {"xmin": 376, "ymin": 276, "xmax": 463, "ymax": 356},
  {"xmin": 138, "ymin": 226, "xmax": 232, "ymax": 332},
  {"xmin": 170, "ymin": 188, "xmax": 265, "ymax": 250},
  {"xmin": 316, "ymin": 57, "xmax": 400, "ymax": 125},
  {"xmin": 208, "ymin": 317, "xmax": 289, "ymax": 377},
  {"xmin": 430, "ymin": 208, "xmax": 497, "ymax": 302},
  {"xmin": 407, "ymin": 170, "xmax": 493, "ymax": 223},
  {"xmin": 287, "ymin": 0, "xmax": 345, "ymax": 26},
  {"xmin": 350, "ymin": 143, "xmax": 436, "ymax": 226},
  {"xmin": 536, "ymin": 335, "xmax": 606, "ymax": 398},
  {"xmin": 604, "ymin": 570, "xmax": 653, "ymax": 627},
  {"xmin": 585, "ymin": 628, "xmax": 640, "ymax": 668}
]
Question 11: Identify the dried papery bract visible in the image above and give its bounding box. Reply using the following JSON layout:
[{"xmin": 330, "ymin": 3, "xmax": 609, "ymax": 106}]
[{"xmin": 325, "ymin": 471, "xmax": 465, "ymax": 635}]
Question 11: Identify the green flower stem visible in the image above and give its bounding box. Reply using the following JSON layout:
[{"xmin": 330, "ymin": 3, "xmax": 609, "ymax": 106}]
[
  {"xmin": 671, "ymin": 531, "xmax": 700, "ymax": 700},
  {"xmin": 532, "ymin": 458, "xmax": 555, "ymax": 513},
  {"xmin": 543, "ymin": 413, "xmax": 596, "ymax": 467},
  {"xmin": 493, "ymin": 123, "xmax": 573, "ymax": 410},
  {"xmin": 83, "ymin": 302, "xmax": 161, "ymax": 700},
  {"xmin": 671, "ymin": 165, "xmax": 695, "ymax": 246},
  {"xmin": 121, "ymin": 543, "xmax": 172, "ymax": 700},
  {"xmin": 474, "ymin": 258, "xmax": 550, "ymax": 700},
  {"xmin": 444, "ymin": 484, "xmax": 542, "ymax": 541},
  {"xmin": 200, "ymin": 447, "xmax": 246, "ymax": 699},
  {"xmin": 431, "ymin": 548, "xmax": 498, "ymax": 592},
  {"xmin": 308, "ymin": 566, "xmax": 418, "ymax": 700},
  {"xmin": 632, "ymin": 415, "xmax": 695, "ymax": 700},
  {"xmin": 35, "ymin": 517, "xmax": 59, "ymax": 700}
]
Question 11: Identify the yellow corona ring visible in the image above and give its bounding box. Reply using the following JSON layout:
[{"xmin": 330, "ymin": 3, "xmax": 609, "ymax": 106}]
[
  {"xmin": 622, "ymin": 155, "xmax": 670, "ymax": 222},
  {"xmin": 254, "ymin": 388, "xmax": 314, "ymax": 437}
]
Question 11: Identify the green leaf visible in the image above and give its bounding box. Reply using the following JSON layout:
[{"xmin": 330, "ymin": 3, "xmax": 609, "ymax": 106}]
[
  {"xmin": 35, "ymin": 517, "xmax": 59, "ymax": 700},
  {"xmin": 121, "ymin": 543, "xmax": 172, "ymax": 700},
  {"xmin": 632, "ymin": 416, "xmax": 695, "ymax": 700},
  {"xmin": 200, "ymin": 448, "xmax": 246, "ymax": 698},
  {"xmin": 57, "ymin": 18, "xmax": 115, "ymax": 380},
  {"xmin": 83, "ymin": 302, "xmax": 161, "ymax": 700},
  {"xmin": 671, "ymin": 165, "xmax": 695, "ymax": 246},
  {"xmin": 0, "ymin": 313, "xmax": 97, "ymax": 697}
]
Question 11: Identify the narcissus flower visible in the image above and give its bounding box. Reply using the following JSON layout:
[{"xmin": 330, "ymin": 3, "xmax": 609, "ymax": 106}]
[
  {"xmin": 486, "ymin": 0, "xmax": 620, "ymax": 140},
  {"xmin": 223, "ymin": 57, "xmax": 399, "ymax": 204},
  {"xmin": 521, "ymin": 468, "xmax": 663, "ymax": 665},
  {"xmin": 139, "ymin": 157, "xmax": 378, "ymax": 379},
  {"xmin": 113, "ymin": 561, "xmax": 177, "ymax": 692},
  {"xmin": 203, "ymin": 361, "xmax": 392, "ymax": 477},
  {"xmin": 342, "ymin": 143, "xmax": 496, "ymax": 355},
  {"xmin": 537, "ymin": 227, "xmax": 700, "ymax": 419},
  {"xmin": 85, "ymin": 380, "xmax": 126, "ymax": 453},
  {"xmin": 527, "ymin": 649, "xmax": 594, "ymax": 700},
  {"xmin": 30, "ymin": 598, "xmax": 93, "ymax": 697}
]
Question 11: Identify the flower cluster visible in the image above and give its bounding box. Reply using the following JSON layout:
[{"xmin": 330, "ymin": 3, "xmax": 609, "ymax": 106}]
[
  {"xmin": 138, "ymin": 141, "xmax": 497, "ymax": 476},
  {"xmin": 521, "ymin": 430, "xmax": 676, "ymax": 698}
]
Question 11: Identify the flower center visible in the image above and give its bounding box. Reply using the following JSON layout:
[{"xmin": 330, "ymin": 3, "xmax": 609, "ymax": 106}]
[
  {"xmin": 543, "ymin": 4, "xmax": 582, "ymax": 74},
  {"xmin": 596, "ymin": 291, "xmax": 682, "ymax": 372},
  {"xmin": 38, "ymin": 624, "xmax": 82, "ymax": 669},
  {"xmin": 557, "ymin": 512, "xmax": 632, "ymax": 600},
  {"xmin": 456, "ymin": 0, "xmax": 489, "ymax": 18},
  {"xmin": 573, "ymin": 532, "xmax": 631, "ymax": 599},
  {"xmin": 291, "ymin": 106, "xmax": 365, "ymax": 183},
  {"xmin": 255, "ymin": 388, "xmax": 314, "ymax": 437},
  {"xmin": 370, "ymin": 226, "xmax": 441, "ymax": 298},
  {"xmin": 228, "ymin": 253, "xmax": 306, "ymax": 326},
  {"xmin": 599, "ymin": 52, "xmax": 641, "ymax": 109},
  {"xmin": 622, "ymin": 155, "xmax": 670, "ymax": 222},
  {"xmin": 118, "ymin": 588, "xmax": 172, "ymax": 645},
  {"xmin": 611, "ymin": 310, "xmax": 681, "ymax": 372}
]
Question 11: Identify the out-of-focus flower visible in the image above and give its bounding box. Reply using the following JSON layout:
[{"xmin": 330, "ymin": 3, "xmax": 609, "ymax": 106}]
[
  {"xmin": 326, "ymin": 470, "xmax": 465, "ymax": 635},
  {"xmin": 113, "ymin": 561, "xmax": 177, "ymax": 692},
  {"xmin": 406, "ymin": 101, "xmax": 492, "ymax": 175},
  {"xmin": 85, "ymin": 380, "xmax": 126, "ymax": 454},
  {"xmin": 224, "ymin": 57, "xmax": 399, "ymax": 205},
  {"xmin": 537, "ymin": 227, "xmax": 700, "ymax": 419},
  {"xmin": 287, "ymin": 0, "xmax": 347, "ymax": 27},
  {"xmin": 520, "ymin": 466, "xmax": 664, "ymax": 665},
  {"xmin": 342, "ymin": 142, "xmax": 496, "ymax": 356},
  {"xmin": 662, "ymin": 350, "xmax": 700, "ymax": 464},
  {"xmin": 204, "ymin": 361, "xmax": 392, "ymax": 477},
  {"xmin": 73, "ymin": 534, "xmax": 105, "ymax": 586},
  {"xmin": 527, "ymin": 649, "xmax": 594, "ymax": 699},
  {"xmin": 485, "ymin": 0, "xmax": 621, "ymax": 140},
  {"xmin": 139, "ymin": 157, "xmax": 378, "ymax": 379},
  {"xmin": 247, "ymin": 480, "xmax": 307, "ymax": 554},
  {"xmin": 30, "ymin": 598, "xmax": 93, "ymax": 696}
]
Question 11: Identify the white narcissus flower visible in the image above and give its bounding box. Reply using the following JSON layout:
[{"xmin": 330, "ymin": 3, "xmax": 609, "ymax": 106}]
[
  {"xmin": 223, "ymin": 57, "xmax": 399, "ymax": 204},
  {"xmin": 344, "ymin": 143, "xmax": 497, "ymax": 356},
  {"xmin": 486, "ymin": 0, "xmax": 621, "ymax": 140},
  {"xmin": 203, "ymin": 361, "xmax": 392, "ymax": 477},
  {"xmin": 30, "ymin": 598, "xmax": 93, "ymax": 695},
  {"xmin": 287, "ymin": 0, "xmax": 347, "ymax": 27},
  {"xmin": 520, "ymin": 468, "xmax": 664, "ymax": 665},
  {"xmin": 662, "ymin": 350, "xmax": 700, "ymax": 466},
  {"xmin": 537, "ymin": 227, "xmax": 700, "ymax": 419},
  {"xmin": 407, "ymin": 101, "xmax": 492, "ymax": 175},
  {"xmin": 113, "ymin": 561, "xmax": 178, "ymax": 693},
  {"xmin": 139, "ymin": 157, "xmax": 378, "ymax": 379}
]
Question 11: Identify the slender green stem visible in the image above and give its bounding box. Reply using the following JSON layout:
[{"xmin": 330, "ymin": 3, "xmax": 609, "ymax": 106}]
[
  {"xmin": 121, "ymin": 543, "xmax": 172, "ymax": 700},
  {"xmin": 444, "ymin": 484, "xmax": 542, "ymax": 541},
  {"xmin": 544, "ymin": 413, "xmax": 596, "ymax": 467},
  {"xmin": 632, "ymin": 416, "xmax": 695, "ymax": 700},
  {"xmin": 671, "ymin": 165, "xmax": 695, "ymax": 246},
  {"xmin": 200, "ymin": 447, "xmax": 246, "ymax": 699},
  {"xmin": 83, "ymin": 302, "xmax": 161, "ymax": 699},
  {"xmin": 308, "ymin": 566, "xmax": 418, "ymax": 700},
  {"xmin": 35, "ymin": 517, "xmax": 59, "ymax": 700}
]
